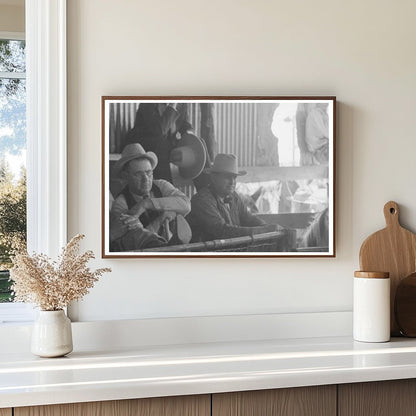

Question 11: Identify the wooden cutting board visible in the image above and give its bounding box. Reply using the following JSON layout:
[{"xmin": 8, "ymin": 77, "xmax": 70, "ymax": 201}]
[{"xmin": 359, "ymin": 201, "xmax": 416, "ymax": 335}]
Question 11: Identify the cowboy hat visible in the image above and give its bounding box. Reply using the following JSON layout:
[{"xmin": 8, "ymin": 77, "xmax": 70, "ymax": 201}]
[
  {"xmin": 170, "ymin": 133, "xmax": 207, "ymax": 179},
  {"xmin": 204, "ymin": 153, "xmax": 246, "ymax": 176},
  {"xmin": 113, "ymin": 143, "xmax": 158, "ymax": 177}
]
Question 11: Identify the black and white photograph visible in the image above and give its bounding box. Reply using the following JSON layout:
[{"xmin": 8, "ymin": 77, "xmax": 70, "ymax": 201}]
[{"xmin": 102, "ymin": 97, "xmax": 335, "ymax": 257}]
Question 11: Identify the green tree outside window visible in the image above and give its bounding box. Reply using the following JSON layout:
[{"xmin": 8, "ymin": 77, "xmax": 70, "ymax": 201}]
[{"xmin": 0, "ymin": 38, "xmax": 27, "ymax": 302}]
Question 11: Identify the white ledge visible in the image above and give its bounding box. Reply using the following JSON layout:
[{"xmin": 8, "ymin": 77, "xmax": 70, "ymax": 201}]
[
  {"xmin": 2, "ymin": 336, "xmax": 416, "ymax": 408},
  {"xmin": 0, "ymin": 311, "xmax": 352, "ymax": 351}
]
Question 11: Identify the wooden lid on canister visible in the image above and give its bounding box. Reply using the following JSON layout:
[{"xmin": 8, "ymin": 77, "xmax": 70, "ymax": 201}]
[{"xmin": 354, "ymin": 271, "xmax": 390, "ymax": 279}]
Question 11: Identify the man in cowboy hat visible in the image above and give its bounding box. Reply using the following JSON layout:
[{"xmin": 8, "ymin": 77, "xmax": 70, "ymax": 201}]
[
  {"xmin": 189, "ymin": 153, "xmax": 279, "ymax": 241},
  {"xmin": 110, "ymin": 143, "xmax": 191, "ymax": 251}
]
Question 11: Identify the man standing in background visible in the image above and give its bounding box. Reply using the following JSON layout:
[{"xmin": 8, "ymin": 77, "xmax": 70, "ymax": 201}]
[{"xmin": 124, "ymin": 103, "xmax": 193, "ymax": 182}]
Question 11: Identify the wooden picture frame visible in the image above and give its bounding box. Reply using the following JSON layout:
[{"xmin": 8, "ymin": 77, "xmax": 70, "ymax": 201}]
[{"xmin": 102, "ymin": 96, "xmax": 336, "ymax": 258}]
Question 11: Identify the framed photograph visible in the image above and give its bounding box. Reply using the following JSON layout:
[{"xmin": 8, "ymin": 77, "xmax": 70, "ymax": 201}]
[{"xmin": 102, "ymin": 96, "xmax": 336, "ymax": 258}]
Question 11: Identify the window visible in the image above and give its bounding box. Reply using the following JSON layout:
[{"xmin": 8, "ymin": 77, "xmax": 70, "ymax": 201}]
[
  {"xmin": 0, "ymin": 0, "xmax": 67, "ymax": 324},
  {"xmin": 0, "ymin": 35, "xmax": 26, "ymax": 307}
]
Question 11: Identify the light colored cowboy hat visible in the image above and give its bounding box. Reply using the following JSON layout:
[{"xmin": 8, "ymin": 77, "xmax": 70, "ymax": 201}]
[
  {"xmin": 204, "ymin": 153, "xmax": 246, "ymax": 176},
  {"xmin": 170, "ymin": 133, "xmax": 207, "ymax": 180},
  {"xmin": 113, "ymin": 143, "xmax": 158, "ymax": 177}
]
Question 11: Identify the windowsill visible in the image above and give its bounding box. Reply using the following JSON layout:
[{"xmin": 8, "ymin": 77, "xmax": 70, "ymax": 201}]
[
  {"xmin": 2, "ymin": 335, "xmax": 416, "ymax": 408},
  {"xmin": 0, "ymin": 303, "xmax": 36, "ymax": 325}
]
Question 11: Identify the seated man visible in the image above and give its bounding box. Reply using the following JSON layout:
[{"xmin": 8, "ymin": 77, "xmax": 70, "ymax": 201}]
[
  {"xmin": 190, "ymin": 153, "xmax": 280, "ymax": 241},
  {"xmin": 110, "ymin": 143, "xmax": 191, "ymax": 251}
]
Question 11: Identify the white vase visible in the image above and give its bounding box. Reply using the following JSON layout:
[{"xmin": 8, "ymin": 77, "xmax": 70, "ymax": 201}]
[{"xmin": 31, "ymin": 310, "xmax": 73, "ymax": 357}]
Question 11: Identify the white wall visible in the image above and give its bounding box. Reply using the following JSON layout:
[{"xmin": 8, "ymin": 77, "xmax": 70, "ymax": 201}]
[{"xmin": 67, "ymin": 0, "xmax": 416, "ymax": 322}]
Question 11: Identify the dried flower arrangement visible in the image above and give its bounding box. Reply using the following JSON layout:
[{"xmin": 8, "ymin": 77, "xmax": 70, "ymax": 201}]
[{"xmin": 10, "ymin": 234, "xmax": 111, "ymax": 311}]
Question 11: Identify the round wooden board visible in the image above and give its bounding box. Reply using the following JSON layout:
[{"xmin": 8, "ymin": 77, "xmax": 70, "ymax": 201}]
[{"xmin": 395, "ymin": 273, "xmax": 416, "ymax": 337}]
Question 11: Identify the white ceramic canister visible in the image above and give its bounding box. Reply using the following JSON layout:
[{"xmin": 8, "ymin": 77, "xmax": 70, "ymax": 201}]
[{"xmin": 353, "ymin": 271, "xmax": 390, "ymax": 342}]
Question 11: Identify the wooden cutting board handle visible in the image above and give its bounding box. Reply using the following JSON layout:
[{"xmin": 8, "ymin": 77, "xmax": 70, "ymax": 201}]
[
  {"xmin": 384, "ymin": 201, "xmax": 400, "ymax": 228},
  {"xmin": 359, "ymin": 201, "xmax": 416, "ymax": 336}
]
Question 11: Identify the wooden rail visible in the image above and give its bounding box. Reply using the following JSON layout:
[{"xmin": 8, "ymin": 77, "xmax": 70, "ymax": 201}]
[{"xmin": 141, "ymin": 230, "xmax": 296, "ymax": 253}]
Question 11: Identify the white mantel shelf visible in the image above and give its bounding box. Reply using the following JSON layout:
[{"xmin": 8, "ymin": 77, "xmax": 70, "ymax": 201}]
[{"xmin": 2, "ymin": 336, "xmax": 416, "ymax": 408}]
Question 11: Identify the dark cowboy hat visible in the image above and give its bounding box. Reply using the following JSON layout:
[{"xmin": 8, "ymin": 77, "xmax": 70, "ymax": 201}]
[
  {"xmin": 113, "ymin": 143, "xmax": 158, "ymax": 177},
  {"xmin": 204, "ymin": 153, "xmax": 246, "ymax": 176}
]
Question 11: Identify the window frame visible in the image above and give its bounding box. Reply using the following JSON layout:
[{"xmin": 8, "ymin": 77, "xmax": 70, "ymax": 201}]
[
  {"xmin": 0, "ymin": 0, "xmax": 67, "ymax": 323},
  {"xmin": 26, "ymin": 0, "xmax": 67, "ymax": 257},
  {"xmin": 0, "ymin": 31, "xmax": 24, "ymax": 41}
]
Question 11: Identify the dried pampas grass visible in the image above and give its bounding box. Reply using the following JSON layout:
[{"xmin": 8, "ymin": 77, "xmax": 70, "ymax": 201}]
[{"xmin": 10, "ymin": 234, "xmax": 111, "ymax": 311}]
